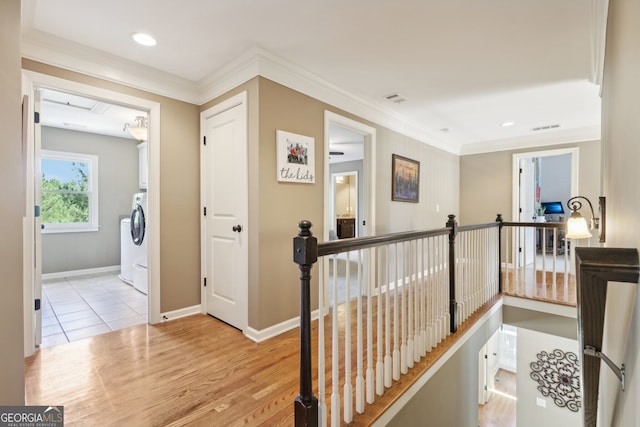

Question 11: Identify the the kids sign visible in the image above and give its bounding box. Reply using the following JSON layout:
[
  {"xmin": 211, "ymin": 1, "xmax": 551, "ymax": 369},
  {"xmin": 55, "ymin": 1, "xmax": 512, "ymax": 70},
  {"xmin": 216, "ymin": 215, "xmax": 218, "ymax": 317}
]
[{"xmin": 276, "ymin": 130, "xmax": 315, "ymax": 184}]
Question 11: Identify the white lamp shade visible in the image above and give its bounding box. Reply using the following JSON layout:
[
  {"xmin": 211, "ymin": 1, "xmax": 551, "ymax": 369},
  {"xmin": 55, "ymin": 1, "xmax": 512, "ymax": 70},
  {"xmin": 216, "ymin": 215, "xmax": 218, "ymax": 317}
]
[
  {"xmin": 127, "ymin": 126, "xmax": 147, "ymax": 141},
  {"xmin": 566, "ymin": 214, "xmax": 592, "ymax": 239}
]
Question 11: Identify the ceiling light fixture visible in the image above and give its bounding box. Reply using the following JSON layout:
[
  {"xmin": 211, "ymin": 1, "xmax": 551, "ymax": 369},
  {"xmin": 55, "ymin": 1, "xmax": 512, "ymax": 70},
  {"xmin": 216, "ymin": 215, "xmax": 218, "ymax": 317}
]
[
  {"xmin": 131, "ymin": 32, "xmax": 157, "ymax": 47},
  {"xmin": 500, "ymin": 121, "xmax": 515, "ymax": 127},
  {"xmin": 124, "ymin": 116, "xmax": 148, "ymax": 141}
]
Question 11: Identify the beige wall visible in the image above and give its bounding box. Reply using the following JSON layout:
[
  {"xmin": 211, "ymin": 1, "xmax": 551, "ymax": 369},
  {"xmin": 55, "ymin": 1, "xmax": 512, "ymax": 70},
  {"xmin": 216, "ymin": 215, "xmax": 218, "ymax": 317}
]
[
  {"xmin": 22, "ymin": 60, "xmax": 201, "ymax": 313},
  {"xmin": 601, "ymin": 0, "xmax": 640, "ymax": 424},
  {"xmin": 202, "ymin": 77, "xmax": 460, "ymax": 329},
  {"xmin": 0, "ymin": 0, "xmax": 25, "ymax": 404},
  {"xmin": 459, "ymin": 140, "xmax": 601, "ymax": 225}
]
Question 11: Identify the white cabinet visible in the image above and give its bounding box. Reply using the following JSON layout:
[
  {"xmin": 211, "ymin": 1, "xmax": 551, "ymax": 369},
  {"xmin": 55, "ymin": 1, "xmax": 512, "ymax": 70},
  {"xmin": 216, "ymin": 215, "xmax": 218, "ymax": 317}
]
[{"xmin": 137, "ymin": 142, "xmax": 148, "ymax": 189}]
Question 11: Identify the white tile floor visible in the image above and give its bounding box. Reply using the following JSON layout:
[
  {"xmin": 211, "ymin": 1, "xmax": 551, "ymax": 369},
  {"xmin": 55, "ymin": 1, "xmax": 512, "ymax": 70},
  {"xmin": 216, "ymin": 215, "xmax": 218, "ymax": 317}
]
[{"xmin": 41, "ymin": 272, "xmax": 147, "ymax": 348}]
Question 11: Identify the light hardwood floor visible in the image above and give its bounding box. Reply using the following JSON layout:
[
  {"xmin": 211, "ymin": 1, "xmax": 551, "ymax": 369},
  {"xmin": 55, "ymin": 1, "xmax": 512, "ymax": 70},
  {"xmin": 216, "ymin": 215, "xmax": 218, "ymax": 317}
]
[
  {"xmin": 25, "ymin": 296, "xmax": 503, "ymax": 426},
  {"xmin": 478, "ymin": 369, "xmax": 517, "ymax": 427}
]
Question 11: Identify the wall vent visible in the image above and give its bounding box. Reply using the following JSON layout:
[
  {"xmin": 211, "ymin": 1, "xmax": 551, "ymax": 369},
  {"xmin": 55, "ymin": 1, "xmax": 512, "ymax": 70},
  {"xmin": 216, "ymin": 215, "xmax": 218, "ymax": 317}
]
[
  {"xmin": 531, "ymin": 124, "xmax": 561, "ymax": 132},
  {"xmin": 384, "ymin": 93, "xmax": 407, "ymax": 104}
]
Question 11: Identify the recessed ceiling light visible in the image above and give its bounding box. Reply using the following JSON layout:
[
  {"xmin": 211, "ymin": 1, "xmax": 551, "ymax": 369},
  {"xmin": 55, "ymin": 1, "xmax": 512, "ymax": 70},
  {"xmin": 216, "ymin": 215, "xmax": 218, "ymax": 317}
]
[
  {"xmin": 131, "ymin": 32, "xmax": 157, "ymax": 47},
  {"xmin": 439, "ymin": 127, "xmax": 452, "ymax": 133},
  {"xmin": 500, "ymin": 121, "xmax": 515, "ymax": 127}
]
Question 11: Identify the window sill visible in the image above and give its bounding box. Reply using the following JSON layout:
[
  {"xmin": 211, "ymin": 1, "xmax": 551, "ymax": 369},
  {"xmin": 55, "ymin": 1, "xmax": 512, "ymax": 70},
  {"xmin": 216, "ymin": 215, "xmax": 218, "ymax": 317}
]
[{"xmin": 42, "ymin": 225, "xmax": 100, "ymax": 234}]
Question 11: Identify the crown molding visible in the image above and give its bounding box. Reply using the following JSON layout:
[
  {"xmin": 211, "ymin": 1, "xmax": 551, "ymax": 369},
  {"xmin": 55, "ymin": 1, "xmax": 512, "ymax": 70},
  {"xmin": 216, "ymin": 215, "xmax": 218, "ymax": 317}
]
[
  {"xmin": 22, "ymin": 34, "xmax": 459, "ymax": 154},
  {"xmin": 459, "ymin": 125, "xmax": 601, "ymax": 155},
  {"xmin": 197, "ymin": 47, "xmax": 460, "ymax": 155},
  {"xmin": 21, "ymin": 30, "xmax": 200, "ymax": 104}
]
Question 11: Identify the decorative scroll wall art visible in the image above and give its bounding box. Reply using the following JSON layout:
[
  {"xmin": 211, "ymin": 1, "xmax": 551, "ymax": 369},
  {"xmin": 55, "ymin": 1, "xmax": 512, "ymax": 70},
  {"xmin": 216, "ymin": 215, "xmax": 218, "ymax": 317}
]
[
  {"xmin": 529, "ymin": 349, "xmax": 581, "ymax": 412},
  {"xmin": 276, "ymin": 130, "xmax": 315, "ymax": 183}
]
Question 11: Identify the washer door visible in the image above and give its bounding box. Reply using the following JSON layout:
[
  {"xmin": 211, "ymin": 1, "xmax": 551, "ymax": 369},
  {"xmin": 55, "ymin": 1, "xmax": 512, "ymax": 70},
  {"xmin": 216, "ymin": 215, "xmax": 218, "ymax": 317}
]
[{"xmin": 130, "ymin": 203, "xmax": 146, "ymax": 246}]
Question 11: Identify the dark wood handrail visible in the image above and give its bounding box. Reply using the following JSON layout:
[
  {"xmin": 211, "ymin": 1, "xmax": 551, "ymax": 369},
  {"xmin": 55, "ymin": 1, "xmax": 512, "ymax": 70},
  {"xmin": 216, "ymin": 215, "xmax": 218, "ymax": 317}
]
[
  {"xmin": 292, "ymin": 214, "xmax": 508, "ymax": 426},
  {"xmin": 501, "ymin": 221, "xmax": 567, "ymax": 229},
  {"xmin": 317, "ymin": 227, "xmax": 450, "ymax": 257},
  {"xmin": 575, "ymin": 247, "xmax": 639, "ymax": 427}
]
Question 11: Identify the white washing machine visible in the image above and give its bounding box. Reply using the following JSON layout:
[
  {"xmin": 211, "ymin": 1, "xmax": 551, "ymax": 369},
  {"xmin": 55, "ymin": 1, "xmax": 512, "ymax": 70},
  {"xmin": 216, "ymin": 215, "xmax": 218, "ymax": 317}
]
[
  {"xmin": 130, "ymin": 192, "xmax": 148, "ymax": 294},
  {"xmin": 119, "ymin": 218, "xmax": 134, "ymax": 285}
]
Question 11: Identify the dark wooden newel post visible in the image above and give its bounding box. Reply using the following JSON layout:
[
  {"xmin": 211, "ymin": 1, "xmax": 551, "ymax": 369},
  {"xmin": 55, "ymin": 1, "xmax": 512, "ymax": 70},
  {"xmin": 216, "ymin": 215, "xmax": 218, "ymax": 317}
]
[
  {"xmin": 293, "ymin": 220, "xmax": 318, "ymax": 427},
  {"xmin": 495, "ymin": 213, "xmax": 503, "ymax": 294},
  {"xmin": 446, "ymin": 214, "xmax": 458, "ymax": 333}
]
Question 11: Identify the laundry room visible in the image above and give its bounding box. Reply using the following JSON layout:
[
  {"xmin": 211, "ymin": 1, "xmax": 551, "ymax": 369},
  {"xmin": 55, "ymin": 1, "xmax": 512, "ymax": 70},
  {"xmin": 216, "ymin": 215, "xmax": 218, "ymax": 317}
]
[{"xmin": 38, "ymin": 88, "xmax": 149, "ymax": 347}]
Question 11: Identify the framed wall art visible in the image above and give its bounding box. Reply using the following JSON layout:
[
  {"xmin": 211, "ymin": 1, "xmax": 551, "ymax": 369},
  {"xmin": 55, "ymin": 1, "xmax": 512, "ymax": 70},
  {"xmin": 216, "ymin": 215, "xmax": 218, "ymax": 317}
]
[
  {"xmin": 392, "ymin": 154, "xmax": 419, "ymax": 202},
  {"xmin": 276, "ymin": 130, "xmax": 315, "ymax": 184}
]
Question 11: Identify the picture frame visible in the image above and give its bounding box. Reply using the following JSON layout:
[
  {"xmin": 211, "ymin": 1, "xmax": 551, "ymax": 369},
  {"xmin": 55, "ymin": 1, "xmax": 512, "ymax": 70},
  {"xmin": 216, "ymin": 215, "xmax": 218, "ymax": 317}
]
[
  {"xmin": 392, "ymin": 154, "xmax": 420, "ymax": 202},
  {"xmin": 276, "ymin": 130, "xmax": 315, "ymax": 184}
]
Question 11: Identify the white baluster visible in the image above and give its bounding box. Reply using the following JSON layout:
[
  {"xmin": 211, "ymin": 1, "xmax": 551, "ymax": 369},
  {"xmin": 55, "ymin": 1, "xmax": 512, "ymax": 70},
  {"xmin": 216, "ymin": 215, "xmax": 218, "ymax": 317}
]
[
  {"xmin": 355, "ymin": 250, "xmax": 365, "ymax": 414},
  {"xmin": 416, "ymin": 239, "xmax": 424, "ymax": 361},
  {"xmin": 406, "ymin": 241, "xmax": 414, "ymax": 369},
  {"xmin": 344, "ymin": 252, "xmax": 353, "ymax": 423},
  {"xmin": 376, "ymin": 246, "xmax": 384, "ymax": 396},
  {"xmin": 331, "ymin": 254, "xmax": 340, "ymax": 427},
  {"xmin": 367, "ymin": 249, "xmax": 375, "ymax": 404},
  {"xmin": 384, "ymin": 244, "xmax": 392, "ymax": 388},
  {"xmin": 393, "ymin": 243, "xmax": 400, "ymax": 381},
  {"xmin": 318, "ymin": 257, "xmax": 326, "ymax": 427}
]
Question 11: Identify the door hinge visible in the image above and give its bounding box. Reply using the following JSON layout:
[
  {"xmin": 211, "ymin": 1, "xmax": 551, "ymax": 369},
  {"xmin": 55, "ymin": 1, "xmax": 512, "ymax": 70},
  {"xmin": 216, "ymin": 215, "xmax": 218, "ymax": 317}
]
[
  {"xmin": 203, "ymin": 277, "xmax": 207, "ymax": 287},
  {"xmin": 484, "ymin": 354, "xmax": 488, "ymax": 359},
  {"xmin": 519, "ymin": 168, "xmax": 523, "ymax": 174},
  {"xmin": 203, "ymin": 136, "xmax": 206, "ymax": 146},
  {"xmin": 35, "ymin": 298, "xmax": 41, "ymax": 311},
  {"xmin": 519, "ymin": 207, "xmax": 522, "ymax": 213},
  {"xmin": 34, "ymin": 205, "xmax": 40, "ymax": 217},
  {"xmin": 34, "ymin": 111, "xmax": 40, "ymax": 124},
  {"xmin": 203, "ymin": 207, "xmax": 207, "ymax": 216},
  {"xmin": 362, "ymin": 220, "xmax": 366, "ymax": 226},
  {"xmin": 518, "ymin": 247, "xmax": 522, "ymax": 253},
  {"xmin": 484, "ymin": 385, "xmax": 488, "ymax": 391}
]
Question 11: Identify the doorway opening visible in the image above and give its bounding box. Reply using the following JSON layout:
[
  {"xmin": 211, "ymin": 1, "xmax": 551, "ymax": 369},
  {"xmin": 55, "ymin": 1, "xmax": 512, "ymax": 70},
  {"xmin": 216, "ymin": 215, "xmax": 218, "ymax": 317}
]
[
  {"xmin": 512, "ymin": 148, "xmax": 578, "ymax": 268},
  {"xmin": 22, "ymin": 71, "xmax": 161, "ymax": 355},
  {"xmin": 478, "ymin": 324, "xmax": 518, "ymax": 426},
  {"xmin": 323, "ymin": 112, "xmax": 376, "ymax": 307}
]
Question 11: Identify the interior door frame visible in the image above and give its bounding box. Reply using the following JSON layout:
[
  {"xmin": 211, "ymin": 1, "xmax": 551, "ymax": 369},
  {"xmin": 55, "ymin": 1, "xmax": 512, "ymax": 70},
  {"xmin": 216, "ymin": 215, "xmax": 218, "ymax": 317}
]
[
  {"xmin": 512, "ymin": 147, "xmax": 579, "ymax": 222},
  {"xmin": 21, "ymin": 71, "xmax": 162, "ymax": 356},
  {"xmin": 324, "ymin": 111, "xmax": 376, "ymax": 240},
  {"xmin": 323, "ymin": 112, "xmax": 376, "ymax": 304},
  {"xmin": 199, "ymin": 91, "xmax": 248, "ymax": 332},
  {"xmin": 511, "ymin": 148, "xmax": 578, "ymax": 269},
  {"xmin": 331, "ymin": 170, "xmax": 359, "ymax": 238}
]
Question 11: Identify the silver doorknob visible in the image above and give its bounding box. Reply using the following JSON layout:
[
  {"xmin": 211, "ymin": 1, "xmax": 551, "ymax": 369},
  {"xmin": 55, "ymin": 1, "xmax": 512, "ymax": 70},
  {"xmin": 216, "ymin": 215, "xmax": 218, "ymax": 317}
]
[{"xmin": 232, "ymin": 225, "xmax": 242, "ymax": 233}]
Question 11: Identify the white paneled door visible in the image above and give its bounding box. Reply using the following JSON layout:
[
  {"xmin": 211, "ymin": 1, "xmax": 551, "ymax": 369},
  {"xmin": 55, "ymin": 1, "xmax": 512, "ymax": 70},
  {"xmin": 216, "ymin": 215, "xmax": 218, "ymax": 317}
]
[{"xmin": 202, "ymin": 93, "xmax": 248, "ymax": 331}]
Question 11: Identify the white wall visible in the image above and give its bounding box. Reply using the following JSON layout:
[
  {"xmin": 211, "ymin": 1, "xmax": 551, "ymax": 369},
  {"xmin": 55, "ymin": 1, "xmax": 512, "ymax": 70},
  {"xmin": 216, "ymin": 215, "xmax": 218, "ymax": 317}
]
[
  {"xmin": 601, "ymin": 0, "xmax": 640, "ymax": 425},
  {"xmin": 517, "ymin": 328, "xmax": 581, "ymax": 427},
  {"xmin": 539, "ymin": 153, "xmax": 571, "ymax": 207}
]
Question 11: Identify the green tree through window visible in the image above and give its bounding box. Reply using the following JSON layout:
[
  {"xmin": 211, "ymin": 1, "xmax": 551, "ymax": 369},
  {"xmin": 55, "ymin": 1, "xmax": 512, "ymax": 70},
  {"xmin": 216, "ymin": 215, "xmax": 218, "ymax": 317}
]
[
  {"xmin": 41, "ymin": 160, "xmax": 89, "ymax": 223},
  {"xmin": 40, "ymin": 150, "xmax": 99, "ymax": 232}
]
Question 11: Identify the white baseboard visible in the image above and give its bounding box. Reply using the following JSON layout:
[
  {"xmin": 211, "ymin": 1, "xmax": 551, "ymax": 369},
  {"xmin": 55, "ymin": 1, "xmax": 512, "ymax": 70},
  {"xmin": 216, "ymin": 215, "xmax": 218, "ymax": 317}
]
[
  {"xmin": 160, "ymin": 305, "xmax": 202, "ymax": 322},
  {"xmin": 245, "ymin": 309, "xmax": 320, "ymax": 343},
  {"xmin": 42, "ymin": 265, "xmax": 120, "ymax": 280}
]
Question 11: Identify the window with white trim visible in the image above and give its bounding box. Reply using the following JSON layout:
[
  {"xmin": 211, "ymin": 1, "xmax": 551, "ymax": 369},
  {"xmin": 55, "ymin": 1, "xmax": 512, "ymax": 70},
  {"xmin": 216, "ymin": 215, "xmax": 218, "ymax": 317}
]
[{"xmin": 41, "ymin": 150, "xmax": 99, "ymax": 233}]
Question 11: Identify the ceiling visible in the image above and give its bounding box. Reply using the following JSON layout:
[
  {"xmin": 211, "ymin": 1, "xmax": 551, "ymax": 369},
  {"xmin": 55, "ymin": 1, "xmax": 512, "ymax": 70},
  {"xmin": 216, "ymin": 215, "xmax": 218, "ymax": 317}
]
[{"xmin": 21, "ymin": 0, "xmax": 602, "ymax": 154}]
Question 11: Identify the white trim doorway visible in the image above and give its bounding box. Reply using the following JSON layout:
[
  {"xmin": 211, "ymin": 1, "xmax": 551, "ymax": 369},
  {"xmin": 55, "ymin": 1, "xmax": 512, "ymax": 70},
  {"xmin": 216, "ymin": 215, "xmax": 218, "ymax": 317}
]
[
  {"xmin": 512, "ymin": 147, "xmax": 579, "ymax": 223},
  {"xmin": 324, "ymin": 111, "xmax": 376, "ymax": 241},
  {"xmin": 21, "ymin": 71, "xmax": 162, "ymax": 356},
  {"xmin": 323, "ymin": 112, "xmax": 376, "ymax": 308}
]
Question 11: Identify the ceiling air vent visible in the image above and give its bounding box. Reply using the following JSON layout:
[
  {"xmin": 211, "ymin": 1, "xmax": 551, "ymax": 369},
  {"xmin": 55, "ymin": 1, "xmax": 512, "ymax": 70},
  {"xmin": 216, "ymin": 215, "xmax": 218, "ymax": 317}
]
[
  {"xmin": 384, "ymin": 93, "xmax": 407, "ymax": 104},
  {"xmin": 531, "ymin": 124, "xmax": 561, "ymax": 132}
]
